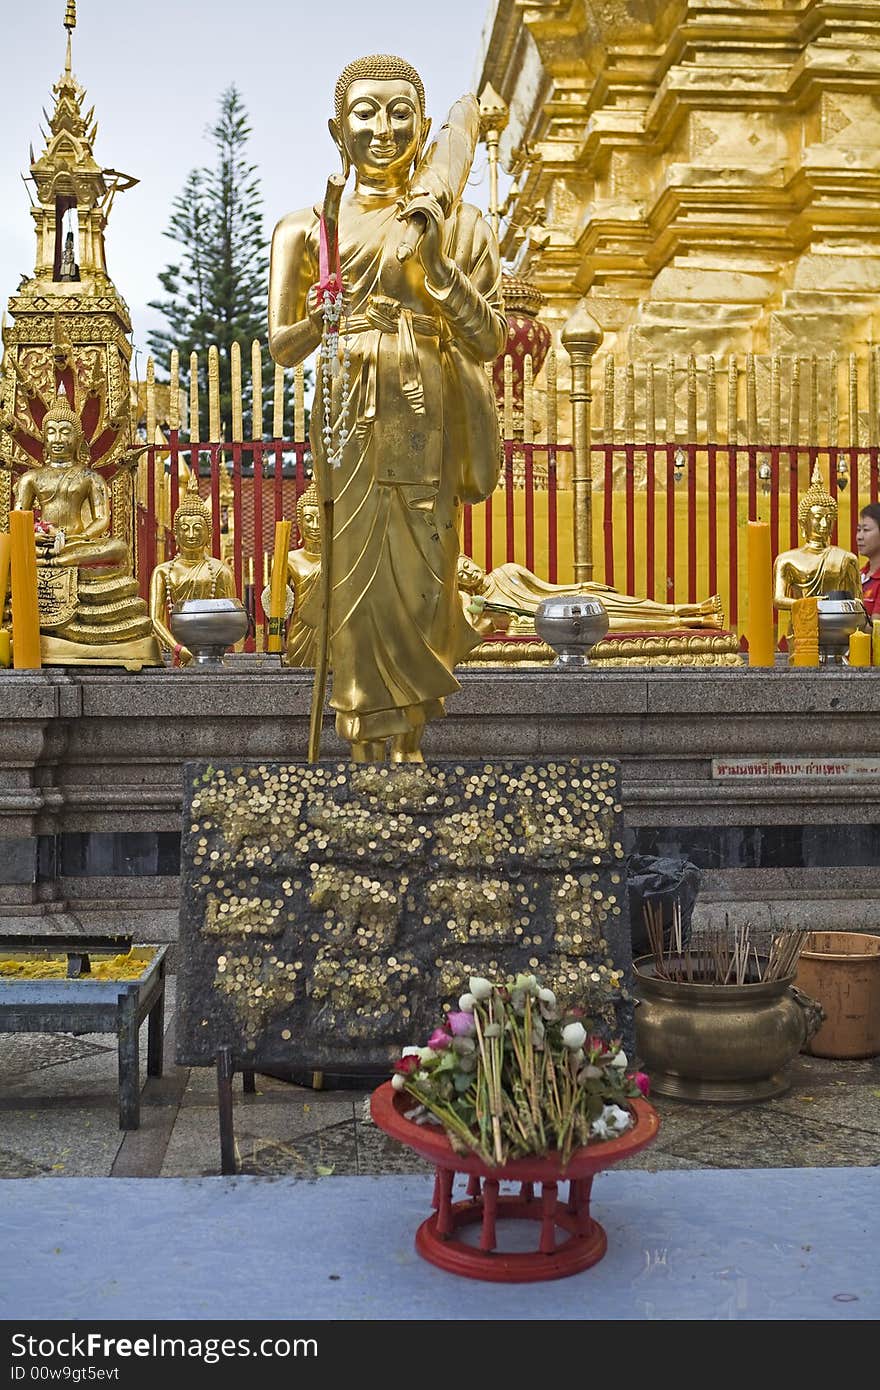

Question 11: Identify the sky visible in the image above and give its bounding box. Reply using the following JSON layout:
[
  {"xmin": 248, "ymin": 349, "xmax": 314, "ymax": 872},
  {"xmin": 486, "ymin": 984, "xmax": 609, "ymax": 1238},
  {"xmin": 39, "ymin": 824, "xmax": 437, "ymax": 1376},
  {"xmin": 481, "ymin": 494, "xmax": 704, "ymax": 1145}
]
[{"xmin": 0, "ymin": 0, "xmax": 503, "ymax": 378}]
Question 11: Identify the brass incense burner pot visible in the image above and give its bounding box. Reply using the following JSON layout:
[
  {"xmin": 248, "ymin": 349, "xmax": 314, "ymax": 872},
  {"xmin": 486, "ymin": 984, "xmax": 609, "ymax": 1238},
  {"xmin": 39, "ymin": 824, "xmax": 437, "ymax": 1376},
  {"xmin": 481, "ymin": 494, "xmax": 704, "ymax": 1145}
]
[{"xmin": 633, "ymin": 956, "xmax": 825, "ymax": 1102}]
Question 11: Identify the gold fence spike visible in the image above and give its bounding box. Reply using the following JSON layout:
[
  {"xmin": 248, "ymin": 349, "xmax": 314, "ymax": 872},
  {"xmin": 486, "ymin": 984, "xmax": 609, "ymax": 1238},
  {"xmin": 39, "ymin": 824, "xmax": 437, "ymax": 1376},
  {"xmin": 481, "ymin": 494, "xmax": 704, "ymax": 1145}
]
[{"xmin": 208, "ymin": 345, "xmax": 221, "ymax": 443}]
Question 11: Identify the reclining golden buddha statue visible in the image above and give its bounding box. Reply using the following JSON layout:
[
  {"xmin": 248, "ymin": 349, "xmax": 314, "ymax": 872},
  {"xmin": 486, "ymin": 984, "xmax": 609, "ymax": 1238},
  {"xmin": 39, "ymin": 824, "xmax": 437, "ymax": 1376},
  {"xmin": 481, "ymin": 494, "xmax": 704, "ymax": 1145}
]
[
  {"xmin": 267, "ymin": 490, "xmax": 736, "ymax": 667},
  {"xmin": 11, "ymin": 393, "xmax": 159, "ymax": 666},
  {"xmin": 456, "ymin": 554, "xmax": 724, "ymax": 633}
]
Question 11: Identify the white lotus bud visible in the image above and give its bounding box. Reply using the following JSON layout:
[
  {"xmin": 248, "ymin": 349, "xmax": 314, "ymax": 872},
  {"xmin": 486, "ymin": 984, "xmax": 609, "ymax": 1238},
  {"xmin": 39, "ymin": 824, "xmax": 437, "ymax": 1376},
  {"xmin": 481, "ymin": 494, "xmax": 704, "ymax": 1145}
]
[
  {"xmin": 468, "ymin": 977, "xmax": 493, "ymax": 1001},
  {"xmin": 458, "ymin": 993, "xmax": 476, "ymax": 1012},
  {"xmin": 562, "ymin": 1022, "xmax": 587, "ymax": 1050}
]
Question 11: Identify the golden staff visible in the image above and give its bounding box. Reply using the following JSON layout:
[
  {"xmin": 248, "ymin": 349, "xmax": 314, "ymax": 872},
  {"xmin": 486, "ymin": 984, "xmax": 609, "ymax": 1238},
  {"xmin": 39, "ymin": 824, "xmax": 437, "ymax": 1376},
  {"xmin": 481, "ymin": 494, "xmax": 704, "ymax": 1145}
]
[{"xmin": 308, "ymin": 172, "xmax": 346, "ymax": 764}]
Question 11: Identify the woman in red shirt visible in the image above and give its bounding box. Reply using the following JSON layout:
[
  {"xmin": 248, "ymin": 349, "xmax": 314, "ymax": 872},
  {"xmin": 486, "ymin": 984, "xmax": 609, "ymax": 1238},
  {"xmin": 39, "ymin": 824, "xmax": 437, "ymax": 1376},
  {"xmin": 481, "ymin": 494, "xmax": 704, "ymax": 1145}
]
[{"xmin": 856, "ymin": 503, "xmax": 880, "ymax": 617}]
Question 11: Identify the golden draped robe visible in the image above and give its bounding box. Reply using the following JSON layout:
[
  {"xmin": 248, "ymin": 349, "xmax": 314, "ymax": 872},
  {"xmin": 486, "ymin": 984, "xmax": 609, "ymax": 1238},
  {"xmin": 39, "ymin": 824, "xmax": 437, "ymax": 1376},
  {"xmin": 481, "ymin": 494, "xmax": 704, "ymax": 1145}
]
[
  {"xmin": 270, "ymin": 190, "xmax": 506, "ymax": 743},
  {"xmin": 773, "ymin": 545, "xmax": 862, "ymax": 608}
]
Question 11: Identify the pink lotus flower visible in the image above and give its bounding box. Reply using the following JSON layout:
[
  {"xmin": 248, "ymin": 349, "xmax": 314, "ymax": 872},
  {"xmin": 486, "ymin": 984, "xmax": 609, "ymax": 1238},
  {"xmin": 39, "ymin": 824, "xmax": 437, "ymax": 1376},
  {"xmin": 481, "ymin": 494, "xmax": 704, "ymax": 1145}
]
[
  {"xmin": 427, "ymin": 1028, "xmax": 452, "ymax": 1051},
  {"xmin": 632, "ymin": 1071, "xmax": 651, "ymax": 1097},
  {"xmin": 446, "ymin": 1011, "xmax": 476, "ymax": 1038}
]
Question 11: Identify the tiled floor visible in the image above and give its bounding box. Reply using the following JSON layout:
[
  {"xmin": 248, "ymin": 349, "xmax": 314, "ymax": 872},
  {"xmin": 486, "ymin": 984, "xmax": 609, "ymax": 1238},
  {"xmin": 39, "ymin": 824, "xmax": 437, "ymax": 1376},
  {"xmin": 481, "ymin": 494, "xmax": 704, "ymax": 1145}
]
[
  {"xmin": 0, "ymin": 975, "xmax": 877, "ymax": 1181},
  {"xmin": 2, "ymin": 976, "xmax": 878, "ymax": 1321}
]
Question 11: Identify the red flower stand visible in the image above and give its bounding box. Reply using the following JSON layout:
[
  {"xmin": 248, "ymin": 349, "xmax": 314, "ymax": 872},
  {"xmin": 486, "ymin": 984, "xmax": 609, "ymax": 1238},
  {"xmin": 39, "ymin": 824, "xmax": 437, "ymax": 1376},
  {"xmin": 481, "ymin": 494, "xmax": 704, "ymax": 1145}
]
[{"xmin": 370, "ymin": 1082, "xmax": 660, "ymax": 1283}]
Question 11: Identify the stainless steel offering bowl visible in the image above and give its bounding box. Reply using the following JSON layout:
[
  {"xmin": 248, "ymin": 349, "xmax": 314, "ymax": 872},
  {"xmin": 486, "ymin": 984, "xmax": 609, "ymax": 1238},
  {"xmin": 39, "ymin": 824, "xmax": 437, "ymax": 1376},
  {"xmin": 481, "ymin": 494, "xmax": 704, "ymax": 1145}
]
[
  {"xmin": 816, "ymin": 592, "xmax": 870, "ymax": 665},
  {"xmin": 169, "ymin": 598, "xmax": 249, "ymax": 667},
  {"xmin": 534, "ymin": 595, "xmax": 610, "ymax": 667}
]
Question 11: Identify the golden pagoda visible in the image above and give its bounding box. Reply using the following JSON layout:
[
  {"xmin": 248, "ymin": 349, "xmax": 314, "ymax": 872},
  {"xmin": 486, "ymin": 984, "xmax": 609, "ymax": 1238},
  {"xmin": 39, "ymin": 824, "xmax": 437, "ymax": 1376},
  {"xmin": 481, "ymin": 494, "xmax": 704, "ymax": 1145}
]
[{"xmin": 477, "ymin": 1, "xmax": 880, "ymax": 436}]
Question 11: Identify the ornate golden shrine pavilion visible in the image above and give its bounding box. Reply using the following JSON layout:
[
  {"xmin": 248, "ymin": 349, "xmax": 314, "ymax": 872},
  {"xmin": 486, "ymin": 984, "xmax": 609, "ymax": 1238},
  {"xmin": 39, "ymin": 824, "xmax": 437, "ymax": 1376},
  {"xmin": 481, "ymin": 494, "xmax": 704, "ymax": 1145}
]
[{"xmin": 0, "ymin": 2, "xmax": 138, "ymax": 516}]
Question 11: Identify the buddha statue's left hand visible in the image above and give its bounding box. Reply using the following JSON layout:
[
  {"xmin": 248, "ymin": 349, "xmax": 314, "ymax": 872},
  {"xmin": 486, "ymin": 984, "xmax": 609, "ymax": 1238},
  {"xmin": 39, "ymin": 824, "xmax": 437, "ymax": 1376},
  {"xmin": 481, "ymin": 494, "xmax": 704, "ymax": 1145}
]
[{"xmin": 399, "ymin": 192, "xmax": 454, "ymax": 292}]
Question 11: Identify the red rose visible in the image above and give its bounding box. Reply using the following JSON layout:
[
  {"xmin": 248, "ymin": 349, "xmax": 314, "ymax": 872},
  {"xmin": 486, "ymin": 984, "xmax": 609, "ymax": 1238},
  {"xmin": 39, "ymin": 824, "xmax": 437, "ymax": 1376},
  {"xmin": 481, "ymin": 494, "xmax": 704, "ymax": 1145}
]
[{"xmin": 394, "ymin": 1054, "xmax": 421, "ymax": 1076}]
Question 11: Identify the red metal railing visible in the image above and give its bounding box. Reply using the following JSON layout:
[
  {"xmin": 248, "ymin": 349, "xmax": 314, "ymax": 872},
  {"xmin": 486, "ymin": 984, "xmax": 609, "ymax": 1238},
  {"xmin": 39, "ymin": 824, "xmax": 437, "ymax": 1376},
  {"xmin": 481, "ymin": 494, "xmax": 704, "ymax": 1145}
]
[{"xmin": 137, "ymin": 437, "xmax": 880, "ymax": 646}]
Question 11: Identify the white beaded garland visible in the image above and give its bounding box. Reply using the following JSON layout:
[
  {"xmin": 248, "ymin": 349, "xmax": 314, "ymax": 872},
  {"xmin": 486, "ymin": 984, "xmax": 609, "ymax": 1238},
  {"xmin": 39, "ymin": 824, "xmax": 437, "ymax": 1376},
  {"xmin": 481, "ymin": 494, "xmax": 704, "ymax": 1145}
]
[{"xmin": 320, "ymin": 288, "xmax": 352, "ymax": 469}]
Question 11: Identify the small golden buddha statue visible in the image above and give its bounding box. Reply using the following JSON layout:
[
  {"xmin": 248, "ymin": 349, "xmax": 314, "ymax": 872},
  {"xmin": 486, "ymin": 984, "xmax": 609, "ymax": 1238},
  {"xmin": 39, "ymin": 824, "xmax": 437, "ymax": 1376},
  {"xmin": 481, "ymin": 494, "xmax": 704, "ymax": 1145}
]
[
  {"xmin": 12, "ymin": 393, "xmax": 158, "ymax": 664},
  {"xmin": 149, "ymin": 473, "xmax": 237, "ymax": 665},
  {"xmin": 456, "ymin": 555, "xmax": 725, "ymax": 634},
  {"xmin": 773, "ymin": 465, "xmax": 862, "ymax": 619},
  {"xmin": 260, "ymin": 482, "xmax": 322, "ymax": 667},
  {"xmin": 14, "ymin": 394, "xmax": 128, "ymax": 571}
]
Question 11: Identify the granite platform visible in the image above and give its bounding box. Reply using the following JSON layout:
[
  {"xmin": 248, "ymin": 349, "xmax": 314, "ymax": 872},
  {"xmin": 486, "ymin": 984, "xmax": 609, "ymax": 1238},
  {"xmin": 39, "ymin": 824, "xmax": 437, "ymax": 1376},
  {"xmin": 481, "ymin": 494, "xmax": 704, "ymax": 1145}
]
[{"xmin": 0, "ymin": 661, "xmax": 878, "ymax": 941}]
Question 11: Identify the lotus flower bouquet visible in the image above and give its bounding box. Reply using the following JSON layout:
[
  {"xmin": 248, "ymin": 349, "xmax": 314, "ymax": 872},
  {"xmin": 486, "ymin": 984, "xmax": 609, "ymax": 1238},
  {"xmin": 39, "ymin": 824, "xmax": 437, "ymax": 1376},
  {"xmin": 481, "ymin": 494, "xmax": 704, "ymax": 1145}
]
[{"xmin": 391, "ymin": 972, "xmax": 649, "ymax": 1168}]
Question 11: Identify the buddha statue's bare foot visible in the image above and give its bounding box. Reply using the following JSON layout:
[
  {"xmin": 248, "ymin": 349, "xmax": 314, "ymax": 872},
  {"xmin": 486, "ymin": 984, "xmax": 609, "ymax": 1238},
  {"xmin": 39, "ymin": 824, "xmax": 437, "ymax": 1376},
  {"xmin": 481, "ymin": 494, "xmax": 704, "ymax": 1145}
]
[
  {"xmin": 676, "ymin": 596, "xmax": 724, "ymax": 629},
  {"xmin": 390, "ymin": 728, "xmax": 425, "ymax": 764},
  {"xmin": 350, "ymin": 739, "xmax": 387, "ymax": 764},
  {"xmin": 698, "ymin": 595, "xmax": 724, "ymax": 629}
]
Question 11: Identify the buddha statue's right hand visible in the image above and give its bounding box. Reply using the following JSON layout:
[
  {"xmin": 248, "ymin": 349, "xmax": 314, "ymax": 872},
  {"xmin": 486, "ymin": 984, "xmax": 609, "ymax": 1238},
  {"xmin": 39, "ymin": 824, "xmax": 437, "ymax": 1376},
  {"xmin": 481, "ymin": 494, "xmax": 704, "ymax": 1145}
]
[{"xmin": 306, "ymin": 284, "xmax": 327, "ymax": 335}]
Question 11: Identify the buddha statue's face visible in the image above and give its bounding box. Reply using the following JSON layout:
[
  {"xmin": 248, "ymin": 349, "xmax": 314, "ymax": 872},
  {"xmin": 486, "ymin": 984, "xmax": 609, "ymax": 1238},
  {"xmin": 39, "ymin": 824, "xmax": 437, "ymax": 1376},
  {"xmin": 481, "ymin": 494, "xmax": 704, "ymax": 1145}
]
[
  {"xmin": 43, "ymin": 417, "xmax": 81, "ymax": 467},
  {"xmin": 339, "ymin": 79, "xmax": 422, "ymax": 184},
  {"xmin": 175, "ymin": 514, "xmax": 209, "ymax": 555},
  {"xmin": 457, "ymin": 555, "xmax": 487, "ymax": 594},
  {"xmin": 803, "ymin": 503, "xmax": 834, "ymax": 545},
  {"xmin": 299, "ymin": 502, "xmax": 321, "ymax": 553}
]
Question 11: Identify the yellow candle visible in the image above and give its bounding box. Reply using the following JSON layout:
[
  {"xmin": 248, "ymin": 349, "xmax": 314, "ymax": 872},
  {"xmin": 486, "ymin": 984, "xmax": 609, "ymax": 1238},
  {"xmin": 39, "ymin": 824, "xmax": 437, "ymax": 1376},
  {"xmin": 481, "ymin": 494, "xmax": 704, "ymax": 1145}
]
[
  {"xmin": 848, "ymin": 629, "xmax": 871, "ymax": 667},
  {"xmin": 266, "ymin": 518, "xmax": 292, "ymax": 653},
  {"xmin": 0, "ymin": 629, "xmax": 10, "ymax": 668},
  {"xmin": 9, "ymin": 510, "xmax": 42, "ymax": 670},
  {"xmin": 0, "ymin": 531, "xmax": 10, "ymax": 616},
  {"xmin": 746, "ymin": 521, "xmax": 775, "ymax": 666},
  {"xmin": 873, "ymin": 618, "xmax": 880, "ymax": 667}
]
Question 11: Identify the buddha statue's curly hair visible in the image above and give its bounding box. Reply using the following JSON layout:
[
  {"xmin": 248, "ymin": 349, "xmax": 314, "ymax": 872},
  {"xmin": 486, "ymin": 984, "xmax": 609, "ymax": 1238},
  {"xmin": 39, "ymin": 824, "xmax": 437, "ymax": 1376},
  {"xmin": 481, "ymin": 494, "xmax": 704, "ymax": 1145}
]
[
  {"xmin": 296, "ymin": 480, "xmax": 319, "ymax": 533},
  {"xmin": 174, "ymin": 470, "xmax": 211, "ymax": 528},
  {"xmin": 334, "ymin": 54, "xmax": 425, "ymax": 125}
]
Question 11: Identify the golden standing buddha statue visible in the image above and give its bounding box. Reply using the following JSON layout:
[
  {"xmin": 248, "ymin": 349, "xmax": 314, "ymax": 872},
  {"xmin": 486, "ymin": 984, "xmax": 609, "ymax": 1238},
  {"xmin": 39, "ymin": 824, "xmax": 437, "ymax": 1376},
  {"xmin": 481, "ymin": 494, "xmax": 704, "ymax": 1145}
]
[
  {"xmin": 260, "ymin": 482, "xmax": 322, "ymax": 668},
  {"xmin": 773, "ymin": 465, "xmax": 862, "ymax": 622},
  {"xmin": 149, "ymin": 473, "xmax": 237, "ymax": 666},
  {"xmin": 12, "ymin": 393, "xmax": 158, "ymax": 664},
  {"xmin": 268, "ymin": 54, "xmax": 506, "ymax": 762}
]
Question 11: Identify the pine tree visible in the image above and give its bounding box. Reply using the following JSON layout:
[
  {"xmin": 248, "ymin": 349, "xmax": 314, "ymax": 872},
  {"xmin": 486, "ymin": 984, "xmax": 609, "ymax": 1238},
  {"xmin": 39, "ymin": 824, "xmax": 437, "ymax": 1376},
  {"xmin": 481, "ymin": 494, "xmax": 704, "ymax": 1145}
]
[{"xmin": 148, "ymin": 85, "xmax": 275, "ymax": 440}]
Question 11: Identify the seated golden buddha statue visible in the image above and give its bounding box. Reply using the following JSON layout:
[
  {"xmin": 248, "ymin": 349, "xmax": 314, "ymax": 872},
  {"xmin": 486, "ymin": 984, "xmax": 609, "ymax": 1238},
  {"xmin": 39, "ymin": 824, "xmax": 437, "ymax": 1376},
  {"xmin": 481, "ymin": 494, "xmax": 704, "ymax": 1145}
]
[
  {"xmin": 260, "ymin": 482, "xmax": 321, "ymax": 667},
  {"xmin": 456, "ymin": 554, "xmax": 724, "ymax": 634},
  {"xmin": 773, "ymin": 465, "xmax": 862, "ymax": 622},
  {"xmin": 149, "ymin": 473, "xmax": 237, "ymax": 665},
  {"xmin": 12, "ymin": 394, "xmax": 159, "ymax": 666}
]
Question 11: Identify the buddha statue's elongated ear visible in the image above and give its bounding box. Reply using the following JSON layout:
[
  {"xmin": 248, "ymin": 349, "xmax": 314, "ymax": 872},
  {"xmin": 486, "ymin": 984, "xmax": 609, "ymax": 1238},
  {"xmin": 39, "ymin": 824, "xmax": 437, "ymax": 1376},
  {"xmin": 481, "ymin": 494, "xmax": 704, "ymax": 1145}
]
[
  {"xmin": 328, "ymin": 119, "xmax": 350, "ymax": 179},
  {"xmin": 415, "ymin": 116, "xmax": 432, "ymax": 170}
]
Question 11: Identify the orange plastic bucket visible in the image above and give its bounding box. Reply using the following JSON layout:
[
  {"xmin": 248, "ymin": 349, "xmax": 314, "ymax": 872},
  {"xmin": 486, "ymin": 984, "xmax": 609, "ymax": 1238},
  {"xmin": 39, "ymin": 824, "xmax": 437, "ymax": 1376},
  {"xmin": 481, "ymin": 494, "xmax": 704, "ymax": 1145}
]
[{"xmin": 795, "ymin": 932, "xmax": 880, "ymax": 1059}]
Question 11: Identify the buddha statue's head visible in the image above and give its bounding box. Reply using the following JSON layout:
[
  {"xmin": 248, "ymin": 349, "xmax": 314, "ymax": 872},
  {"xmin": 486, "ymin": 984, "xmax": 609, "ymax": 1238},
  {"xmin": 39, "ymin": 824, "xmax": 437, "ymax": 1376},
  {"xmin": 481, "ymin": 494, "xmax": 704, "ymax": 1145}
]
[
  {"xmin": 41, "ymin": 393, "xmax": 88, "ymax": 467},
  {"xmin": 798, "ymin": 466, "xmax": 837, "ymax": 546},
  {"xmin": 173, "ymin": 473, "xmax": 211, "ymax": 558},
  {"xmin": 457, "ymin": 553, "xmax": 487, "ymax": 595},
  {"xmin": 330, "ymin": 53, "xmax": 429, "ymax": 186},
  {"xmin": 297, "ymin": 482, "xmax": 321, "ymax": 555}
]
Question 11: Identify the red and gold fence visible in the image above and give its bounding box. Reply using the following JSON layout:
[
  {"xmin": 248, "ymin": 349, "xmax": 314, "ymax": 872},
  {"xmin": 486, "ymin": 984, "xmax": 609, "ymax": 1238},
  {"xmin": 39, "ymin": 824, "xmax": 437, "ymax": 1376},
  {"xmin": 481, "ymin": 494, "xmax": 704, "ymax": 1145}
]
[{"xmin": 135, "ymin": 341, "xmax": 880, "ymax": 649}]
